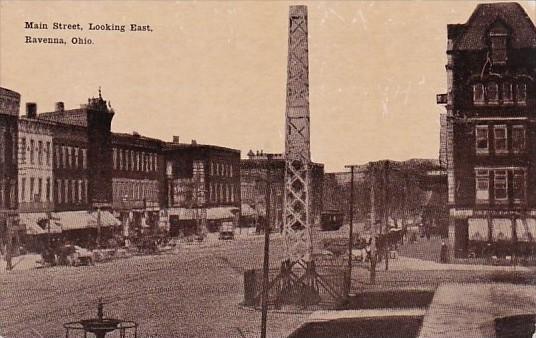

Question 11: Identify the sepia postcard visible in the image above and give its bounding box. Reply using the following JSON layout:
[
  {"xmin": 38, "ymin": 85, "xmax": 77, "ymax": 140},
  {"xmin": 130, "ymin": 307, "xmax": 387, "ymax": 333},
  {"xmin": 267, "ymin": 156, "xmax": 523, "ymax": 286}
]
[{"xmin": 1, "ymin": 1, "xmax": 536, "ymax": 337}]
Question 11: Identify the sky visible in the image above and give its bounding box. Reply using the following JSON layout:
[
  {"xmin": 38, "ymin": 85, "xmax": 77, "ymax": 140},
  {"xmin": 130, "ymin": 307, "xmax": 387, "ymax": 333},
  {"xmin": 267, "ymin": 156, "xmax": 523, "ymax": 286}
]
[{"xmin": 1, "ymin": 1, "xmax": 535, "ymax": 172}]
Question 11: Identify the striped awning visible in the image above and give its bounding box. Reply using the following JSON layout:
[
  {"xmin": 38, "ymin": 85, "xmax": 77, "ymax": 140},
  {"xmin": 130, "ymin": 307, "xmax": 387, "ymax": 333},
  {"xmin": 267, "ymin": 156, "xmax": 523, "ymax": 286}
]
[
  {"xmin": 515, "ymin": 218, "xmax": 536, "ymax": 242},
  {"xmin": 492, "ymin": 218, "xmax": 513, "ymax": 241},
  {"xmin": 468, "ymin": 218, "xmax": 488, "ymax": 241}
]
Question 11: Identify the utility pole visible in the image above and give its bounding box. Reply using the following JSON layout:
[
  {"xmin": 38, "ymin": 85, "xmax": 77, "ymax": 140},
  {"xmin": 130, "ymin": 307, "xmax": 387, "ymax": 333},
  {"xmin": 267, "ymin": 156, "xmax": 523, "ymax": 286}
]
[
  {"xmin": 5, "ymin": 215, "xmax": 13, "ymax": 271},
  {"xmin": 369, "ymin": 164, "xmax": 377, "ymax": 284},
  {"xmin": 260, "ymin": 170, "xmax": 271, "ymax": 338},
  {"xmin": 96, "ymin": 207, "xmax": 101, "ymax": 249},
  {"xmin": 344, "ymin": 165, "xmax": 356, "ymax": 293},
  {"xmin": 383, "ymin": 160, "xmax": 390, "ymax": 271}
]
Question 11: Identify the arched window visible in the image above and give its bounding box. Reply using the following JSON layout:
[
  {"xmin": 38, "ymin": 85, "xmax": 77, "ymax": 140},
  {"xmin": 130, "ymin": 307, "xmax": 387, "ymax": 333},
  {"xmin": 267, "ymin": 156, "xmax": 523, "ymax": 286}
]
[
  {"xmin": 473, "ymin": 83, "xmax": 485, "ymax": 104},
  {"xmin": 486, "ymin": 82, "xmax": 498, "ymax": 104},
  {"xmin": 516, "ymin": 82, "xmax": 527, "ymax": 105},
  {"xmin": 502, "ymin": 82, "xmax": 513, "ymax": 104}
]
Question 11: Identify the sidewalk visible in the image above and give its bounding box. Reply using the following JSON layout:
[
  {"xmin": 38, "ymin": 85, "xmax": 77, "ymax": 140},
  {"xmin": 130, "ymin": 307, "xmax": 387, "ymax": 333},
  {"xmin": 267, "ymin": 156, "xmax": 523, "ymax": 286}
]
[
  {"xmin": 0, "ymin": 254, "xmax": 42, "ymax": 273},
  {"xmin": 383, "ymin": 255, "xmax": 531, "ymax": 272}
]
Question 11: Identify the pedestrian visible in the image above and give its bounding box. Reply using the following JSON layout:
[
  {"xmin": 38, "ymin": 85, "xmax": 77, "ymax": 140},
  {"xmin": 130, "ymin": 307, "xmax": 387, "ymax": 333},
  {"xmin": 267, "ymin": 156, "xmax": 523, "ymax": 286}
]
[{"xmin": 440, "ymin": 241, "xmax": 448, "ymax": 263}]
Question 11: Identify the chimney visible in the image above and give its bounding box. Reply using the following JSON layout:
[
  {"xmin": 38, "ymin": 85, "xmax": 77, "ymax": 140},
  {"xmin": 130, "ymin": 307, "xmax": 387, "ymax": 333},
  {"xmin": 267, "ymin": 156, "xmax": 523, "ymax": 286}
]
[
  {"xmin": 172, "ymin": 136, "xmax": 180, "ymax": 144},
  {"xmin": 191, "ymin": 139, "xmax": 197, "ymax": 145},
  {"xmin": 55, "ymin": 101, "xmax": 64, "ymax": 112},
  {"xmin": 26, "ymin": 102, "xmax": 37, "ymax": 118}
]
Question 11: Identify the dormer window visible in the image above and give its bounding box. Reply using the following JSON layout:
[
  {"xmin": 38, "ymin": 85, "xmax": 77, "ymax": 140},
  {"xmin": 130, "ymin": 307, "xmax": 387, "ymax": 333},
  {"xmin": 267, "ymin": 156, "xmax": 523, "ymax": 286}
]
[{"xmin": 489, "ymin": 22, "xmax": 508, "ymax": 65}]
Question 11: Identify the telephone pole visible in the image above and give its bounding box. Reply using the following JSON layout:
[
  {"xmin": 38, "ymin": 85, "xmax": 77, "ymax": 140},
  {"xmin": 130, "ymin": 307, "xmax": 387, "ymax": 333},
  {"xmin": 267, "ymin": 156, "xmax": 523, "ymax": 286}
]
[{"xmin": 383, "ymin": 160, "xmax": 390, "ymax": 271}]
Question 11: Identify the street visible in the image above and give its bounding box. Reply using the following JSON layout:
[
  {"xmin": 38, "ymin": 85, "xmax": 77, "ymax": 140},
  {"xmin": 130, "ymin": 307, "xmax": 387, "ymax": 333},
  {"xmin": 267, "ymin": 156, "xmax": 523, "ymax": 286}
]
[
  {"xmin": 2, "ymin": 230, "xmax": 536, "ymax": 338},
  {"xmin": 0, "ymin": 236, "xmax": 308, "ymax": 338}
]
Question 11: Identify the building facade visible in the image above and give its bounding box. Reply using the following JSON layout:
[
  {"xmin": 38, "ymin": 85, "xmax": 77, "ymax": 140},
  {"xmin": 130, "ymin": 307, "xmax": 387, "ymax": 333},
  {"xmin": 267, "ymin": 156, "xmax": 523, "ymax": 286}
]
[
  {"xmin": 17, "ymin": 106, "xmax": 55, "ymax": 213},
  {"xmin": 165, "ymin": 139, "xmax": 241, "ymax": 236},
  {"xmin": 438, "ymin": 3, "xmax": 536, "ymax": 259},
  {"xmin": 111, "ymin": 132, "xmax": 165, "ymax": 237},
  {"xmin": 0, "ymin": 87, "xmax": 20, "ymax": 256}
]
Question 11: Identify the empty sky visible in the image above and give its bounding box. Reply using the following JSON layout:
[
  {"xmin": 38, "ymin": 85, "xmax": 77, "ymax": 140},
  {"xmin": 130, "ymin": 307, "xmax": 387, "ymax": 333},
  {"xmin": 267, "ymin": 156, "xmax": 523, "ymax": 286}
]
[{"xmin": 1, "ymin": 1, "xmax": 535, "ymax": 172}]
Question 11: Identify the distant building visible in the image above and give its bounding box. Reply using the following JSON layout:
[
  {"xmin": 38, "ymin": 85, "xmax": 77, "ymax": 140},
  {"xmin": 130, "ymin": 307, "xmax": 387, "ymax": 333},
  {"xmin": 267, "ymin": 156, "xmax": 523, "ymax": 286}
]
[
  {"xmin": 437, "ymin": 3, "xmax": 536, "ymax": 259},
  {"xmin": 241, "ymin": 150, "xmax": 324, "ymax": 230},
  {"xmin": 165, "ymin": 139, "xmax": 241, "ymax": 236}
]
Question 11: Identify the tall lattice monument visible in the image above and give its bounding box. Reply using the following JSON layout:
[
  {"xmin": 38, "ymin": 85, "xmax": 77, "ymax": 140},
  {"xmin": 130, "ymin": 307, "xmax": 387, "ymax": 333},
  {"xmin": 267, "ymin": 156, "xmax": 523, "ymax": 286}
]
[{"xmin": 283, "ymin": 5, "xmax": 313, "ymax": 264}]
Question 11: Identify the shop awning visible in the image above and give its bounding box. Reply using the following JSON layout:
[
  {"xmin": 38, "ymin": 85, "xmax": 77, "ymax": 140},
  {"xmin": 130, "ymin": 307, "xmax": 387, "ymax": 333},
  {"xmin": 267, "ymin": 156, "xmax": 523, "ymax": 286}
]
[
  {"xmin": 89, "ymin": 211, "xmax": 121, "ymax": 227},
  {"xmin": 207, "ymin": 207, "xmax": 240, "ymax": 220},
  {"xmin": 20, "ymin": 213, "xmax": 62, "ymax": 235},
  {"xmin": 515, "ymin": 218, "xmax": 536, "ymax": 242},
  {"xmin": 468, "ymin": 218, "xmax": 488, "ymax": 241},
  {"xmin": 241, "ymin": 204, "xmax": 257, "ymax": 217},
  {"xmin": 53, "ymin": 211, "xmax": 120, "ymax": 231},
  {"xmin": 168, "ymin": 207, "xmax": 240, "ymax": 220},
  {"xmin": 492, "ymin": 218, "xmax": 513, "ymax": 241}
]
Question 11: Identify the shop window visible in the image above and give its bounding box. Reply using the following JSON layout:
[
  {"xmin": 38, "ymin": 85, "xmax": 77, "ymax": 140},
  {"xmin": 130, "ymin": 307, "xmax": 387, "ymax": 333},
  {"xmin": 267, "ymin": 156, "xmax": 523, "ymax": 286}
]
[
  {"xmin": 494, "ymin": 125, "xmax": 507, "ymax": 154},
  {"xmin": 494, "ymin": 170, "xmax": 508, "ymax": 202},
  {"xmin": 476, "ymin": 125, "xmax": 489, "ymax": 154}
]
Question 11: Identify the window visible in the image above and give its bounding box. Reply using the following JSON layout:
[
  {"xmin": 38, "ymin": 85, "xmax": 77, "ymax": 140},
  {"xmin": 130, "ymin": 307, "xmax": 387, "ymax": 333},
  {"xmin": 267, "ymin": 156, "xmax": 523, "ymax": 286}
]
[
  {"xmin": 210, "ymin": 161, "xmax": 214, "ymax": 176},
  {"xmin": 231, "ymin": 185, "xmax": 235, "ymax": 202},
  {"xmin": 230, "ymin": 165, "xmax": 233, "ymax": 177},
  {"xmin": 512, "ymin": 125, "xmax": 526, "ymax": 153},
  {"xmin": 82, "ymin": 149, "xmax": 87, "ymax": 169},
  {"xmin": 476, "ymin": 125, "xmax": 489, "ymax": 154},
  {"xmin": 513, "ymin": 170, "xmax": 525, "ymax": 203},
  {"xmin": 494, "ymin": 170, "xmax": 508, "ymax": 202},
  {"xmin": 38, "ymin": 178, "xmax": 42, "ymax": 201},
  {"xmin": 46, "ymin": 142, "xmax": 50, "ymax": 166},
  {"xmin": 21, "ymin": 178, "xmax": 26, "ymax": 202},
  {"xmin": 74, "ymin": 147, "xmax": 79, "ymax": 168},
  {"xmin": 20, "ymin": 138, "xmax": 26, "ymax": 163},
  {"xmin": 119, "ymin": 149, "xmax": 123, "ymax": 170},
  {"xmin": 502, "ymin": 82, "xmax": 513, "ymax": 103},
  {"xmin": 30, "ymin": 139, "xmax": 35, "ymax": 164},
  {"xmin": 38, "ymin": 141, "xmax": 43, "ymax": 165},
  {"xmin": 72, "ymin": 180, "xmax": 77, "ymax": 203},
  {"xmin": 113, "ymin": 148, "xmax": 117, "ymax": 169},
  {"xmin": 516, "ymin": 83, "xmax": 527, "ymax": 104},
  {"xmin": 55, "ymin": 145, "xmax": 60, "ymax": 168},
  {"xmin": 489, "ymin": 28, "xmax": 508, "ymax": 64},
  {"xmin": 78, "ymin": 180, "xmax": 83, "ymax": 203},
  {"xmin": 46, "ymin": 178, "xmax": 50, "ymax": 202},
  {"xmin": 57, "ymin": 180, "xmax": 62, "ymax": 204},
  {"xmin": 30, "ymin": 177, "xmax": 34, "ymax": 202},
  {"xmin": 64, "ymin": 179, "xmax": 69, "ymax": 204},
  {"xmin": 475, "ymin": 170, "xmax": 489, "ymax": 203},
  {"xmin": 486, "ymin": 82, "xmax": 499, "ymax": 104},
  {"xmin": 494, "ymin": 125, "xmax": 507, "ymax": 154},
  {"xmin": 62, "ymin": 146, "xmax": 66, "ymax": 168},
  {"xmin": 473, "ymin": 83, "xmax": 485, "ymax": 104}
]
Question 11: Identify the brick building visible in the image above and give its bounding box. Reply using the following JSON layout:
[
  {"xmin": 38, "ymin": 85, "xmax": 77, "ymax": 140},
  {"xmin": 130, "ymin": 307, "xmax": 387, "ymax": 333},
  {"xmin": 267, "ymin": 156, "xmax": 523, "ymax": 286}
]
[
  {"xmin": 111, "ymin": 132, "xmax": 166, "ymax": 237},
  {"xmin": 437, "ymin": 3, "xmax": 536, "ymax": 259},
  {"xmin": 165, "ymin": 138, "xmax": 241, "ymax": 236},
  {"xmin": 0, "ymin": 87, "xmax": 20, "ymax": 255}
]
